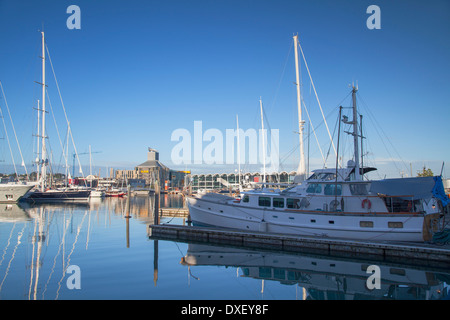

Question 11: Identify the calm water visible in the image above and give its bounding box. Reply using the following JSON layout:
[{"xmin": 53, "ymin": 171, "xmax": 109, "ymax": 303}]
[{"xmin": 0, "ymin": 194, "xmax": 449, "ymax": 301}]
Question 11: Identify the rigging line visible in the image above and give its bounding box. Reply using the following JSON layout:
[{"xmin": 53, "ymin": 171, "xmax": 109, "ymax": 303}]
[
  {"xmin": 268, "ymin": 39, "xmax": 293, "ymax": 114},
  {"xmin": 296, "ymin": 40, "xmax": 337, "ymax": 158},
  {"xmin": 42, "ymin": 212, "xmax": 70, "ymax": 299},
  {"xmin": 0, "ymin": 224, "xmax": 26, "ymax": 292},
  {"xmin": 0, "ymin": 224, "xmax": 16, "ymax": 268},
  {"xmin": 0, "ymin": 81, "xmax": 29, "ymax": 179},
  {"xmin": 45, "ymin": 44, "xmax": 85, "ymax": 179},
  {"xmin": 279, "ymin": 143, "xmax": 299, "ymax": 165},
  {"xmin": 46, "ymin": 88, "xmax": 68, "ymax": 174},
  {"xmin": 260, "ymin": 105, "xmax": 280, "ymax": 163},
  {"xmin": 324, "ymin": 110, "xmax": 340, "ymax": 166},
  {"xmin": 356, "ymin": 93, "xmax": 409, "ymax": 174},
  {"xmin": 0, "ymin": 103, "xmax": 18, "ymax": 178},
  {"xmin": 55, "ymin": 210, "xmax": 88, "ymax": 300},
  {"xmin": 281, "ymin": 103, "xmax": 341, "ymax": 169},
  {"xmin": 301, "ymin": 97, "xmax": 326, "ymax": 166}
]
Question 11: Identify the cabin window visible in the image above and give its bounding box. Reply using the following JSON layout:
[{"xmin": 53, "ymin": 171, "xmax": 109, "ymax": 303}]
[
  {"xmin": 324, "ymin": 184, "xmax": 342, "ymax": 196},
  {"xmin": 242, "ymin": 195, "xmax": 249, "ymax": 203},
  {"xmin": 360, "ymin": 221, "xmax": 374, "ymax": 228},
  {"xmin": 273, "ymin": 198, "xmax": 284, "ymax": 208},
  {"xmin": 388, "ymin": 222, "xmax": 403, "ymax": 228},
  {"xmin": 307, "ymin": 172, "xmax": 336, "ymax": 181},
  {"xmin": 389, "ymin": 268, "xmax": 406, "ymax": 276},
  {"xmin": 350, "ymin": 184, "xmax": 368, "ymax": 195},
  {"xmin": 258, "ymin": 197, "xmax": 271, "ymax": 207},
  {"xmin": 287, "ymin": 198, "xmax": 300, "ymax": 209},
  {"xmin": 306, "ymin": 184, "xmax": 322, "ymax": 194}
]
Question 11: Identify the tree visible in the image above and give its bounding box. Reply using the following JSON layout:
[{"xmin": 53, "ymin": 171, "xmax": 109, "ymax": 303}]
[{"xmin": 417, "ymin": 166, "xmax": 434, "ymax": 177}]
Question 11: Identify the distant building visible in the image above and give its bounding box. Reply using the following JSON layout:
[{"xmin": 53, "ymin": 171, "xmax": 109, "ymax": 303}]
[
  {"xmin": 136, "ymin": 148, "xmax": 170, "ymax": 186},
  {"xmin": 187, "ymin": 171, "xmax": 297, "ymax": 192},
  {"xmin": 117, "ymin": 147, "xmax": 186, "ymax": 190},
  {"xmin": 115, "ymin": 169, "xmax": 138, "ymax": 180}
]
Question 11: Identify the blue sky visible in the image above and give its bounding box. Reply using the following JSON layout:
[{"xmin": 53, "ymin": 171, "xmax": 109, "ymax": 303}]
[{"xmin": 0, "ymin": 0, "xmax": 449, "ymax": 178}]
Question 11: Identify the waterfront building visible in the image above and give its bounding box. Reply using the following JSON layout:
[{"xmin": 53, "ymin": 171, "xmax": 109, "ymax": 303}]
[
  {"xmin": 187, "ymin": 171, "xmax": 297, "ymax": 192},
  {"xmin": 135, "ymin": 148, "xmax": 170, "ymax": 187}
]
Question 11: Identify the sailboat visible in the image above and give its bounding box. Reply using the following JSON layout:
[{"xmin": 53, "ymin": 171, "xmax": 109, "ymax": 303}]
[
  {"xmin": 26, "ymin": 32, "xmax": 90, "ymax": 203},
  {"xmin": 186, "ymin": 35, "xmax": 448, "ymax": 242}
]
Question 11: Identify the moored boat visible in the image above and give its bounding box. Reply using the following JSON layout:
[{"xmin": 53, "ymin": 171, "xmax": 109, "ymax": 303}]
[
  {"xmin": 0, "ymin": 183, "xmax": 35, "ymax": 203},
  {"xmin": 186, "ymin": 35, "xmax": 448, "ymax": 242},
  {"xmin": 186, "ymin": 170, "xmax": 446, "ymax": 242},
  {"xmin": 24, "ymin": 31, "xmax": 90, "ymax": 203},
  {"xmin": 27, "ymin": 188, "xmax": 91, "ymax": 202}
]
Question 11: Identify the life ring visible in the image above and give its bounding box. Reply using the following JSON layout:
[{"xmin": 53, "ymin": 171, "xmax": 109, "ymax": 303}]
[{"xmin": 362, "ymin": 199, "xmax": 372, "ymax": 210}]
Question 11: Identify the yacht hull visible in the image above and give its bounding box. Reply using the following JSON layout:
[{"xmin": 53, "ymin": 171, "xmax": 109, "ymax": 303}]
[
  {"xmin": 187, "ymin": 196, "xmax": 435, "ymax": 242},
  {"xmin": 27, "ymin": 189, "xmax": 91, "ymax": 202},
  {"xmin": 0, "ymin": 184, "xmax": 35, "ymax": 203}
]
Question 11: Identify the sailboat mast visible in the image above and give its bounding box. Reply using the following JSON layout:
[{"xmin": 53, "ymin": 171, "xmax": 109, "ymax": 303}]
[
  {"xmin": 36, "ymin": 99, "xmax": 40, "ymax": 183},
  {"xmin": 259, "ymin": 97, "xmax": 266, "ymax": 184},
  {"xmin": 41, "ymin": 31, "xmax": 47, "ymax": 191},
  {"xmin": 351, "ymin": 85, "xmax": 360, "ymax": 180},
  {"xmin": 293, "ymin": 35, "xmax": 306, "ymax": 181},
  {"xmin": 236, "ymin": 115, "xmax": 241, "ymax": 190}
]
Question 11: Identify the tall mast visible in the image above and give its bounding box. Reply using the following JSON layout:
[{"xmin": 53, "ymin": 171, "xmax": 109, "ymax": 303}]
[
  {"xmin": 259, "ymin": 97, "xmax": 266, "ymax": 184},
  {"xmin": 36, "ymin": 99, "xmax": 40, "ymax": 183},
  {"xmin": 351, "ymin": 85, "xmax": 360, "ymax": 180},
  {"xmin": 293, "ymin": 34, "xmax": 306, "ymax": 181},
  {"xmin": 236, "ymin": 115, "xmax": 241, "ymax": 190},
  {"xmin": 41, "ymin": 31, "xmax": 47, "ymax": 191}
]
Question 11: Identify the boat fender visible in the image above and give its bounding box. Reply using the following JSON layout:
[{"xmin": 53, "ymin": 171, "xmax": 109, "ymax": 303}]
[{"xmin": 362, "ymin": 199, "xmax": 371, "ymax": 210}]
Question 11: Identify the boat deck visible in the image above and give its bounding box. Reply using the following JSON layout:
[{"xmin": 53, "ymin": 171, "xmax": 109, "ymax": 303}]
[{"xmin": 148, "ymin": 223, "xmax": 450, "ymax": 269}]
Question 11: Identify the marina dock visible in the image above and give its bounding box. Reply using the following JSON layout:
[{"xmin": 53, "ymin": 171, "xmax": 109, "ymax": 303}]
[
  {"xmin": 148, "ymin": 224, "xmax": 450, "ymax": 269},
  {"xmin": 159, "ymin": 207, "xmax": 189, "ymax": 217}
]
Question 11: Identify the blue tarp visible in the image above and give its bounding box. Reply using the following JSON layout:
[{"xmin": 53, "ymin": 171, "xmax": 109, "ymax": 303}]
[{"xmin": 432, "ymin": 176, "xmax": 449, "ymax": 207}]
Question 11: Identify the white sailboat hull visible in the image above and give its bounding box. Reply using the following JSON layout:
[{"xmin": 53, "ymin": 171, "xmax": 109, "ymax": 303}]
[
  {"xmin": 0, "ymin": 183, "xmax": 34, "ymax": 203},
  {"xmin": 186, "ymin": 196, "xmax": 434, "ymax": 242}
]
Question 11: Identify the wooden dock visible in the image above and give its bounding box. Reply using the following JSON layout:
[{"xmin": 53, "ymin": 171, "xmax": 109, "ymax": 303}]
[
  {"xmin": 159, "ymin": 207, "xmax": 189, "ymax": 218},
  {"xmin": 148, "ymin": 224, "xmax": 450, "ymax": 268}
]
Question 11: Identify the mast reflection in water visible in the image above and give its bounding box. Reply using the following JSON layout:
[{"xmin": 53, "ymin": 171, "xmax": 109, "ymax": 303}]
[{"xmin": 0, "ymin": 194, "xmax": 448, "ymax": 300}]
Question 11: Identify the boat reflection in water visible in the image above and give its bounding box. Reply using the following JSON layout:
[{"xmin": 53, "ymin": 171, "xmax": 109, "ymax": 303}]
[
  {"xmin": 0, "ymin": 203, "xmax": 31, "ymax": 222},
  {"xmin": 180, "ymin": 243, "xmax": 449, "ymax": 300},
  {"xmin": 1, "ymin": 194, "xmax": 448, "ymax": 300},
  {"xmin": 0, "ymin": 194, "xmax": 185, "ymax": 300}
]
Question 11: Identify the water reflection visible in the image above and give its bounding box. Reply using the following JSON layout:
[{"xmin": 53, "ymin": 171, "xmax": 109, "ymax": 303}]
[
  {"xmin": 2, "ymin": 195, "xmax": 449, "ymax": 300},
  {"xmin": 180, "ymin": 243, "xmax": 450, "ymax": 300},
  {"xmin": 0, "ymin": 195, "xmax": 183, "ymax": 300},
  {"xmin": 0, "ymin": 203, "xmax": 31, "ymax": 222}
]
